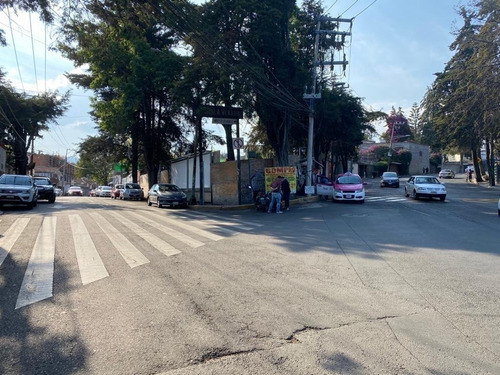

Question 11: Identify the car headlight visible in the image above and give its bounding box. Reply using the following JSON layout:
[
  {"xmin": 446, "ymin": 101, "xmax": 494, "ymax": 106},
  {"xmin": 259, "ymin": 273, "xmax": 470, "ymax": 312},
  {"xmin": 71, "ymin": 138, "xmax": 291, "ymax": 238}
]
[
  {"xmin": 22, "ymin": 189, "xmax": 31, "ymax": 194},
  {"xmin": 355, "ymin": 189, "xmax": 364, "ymax": 193}
]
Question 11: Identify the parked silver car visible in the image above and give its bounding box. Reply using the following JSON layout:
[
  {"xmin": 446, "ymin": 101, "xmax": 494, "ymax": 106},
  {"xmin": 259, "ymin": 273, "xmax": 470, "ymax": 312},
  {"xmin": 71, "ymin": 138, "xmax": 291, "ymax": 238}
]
[
  {"xmin": 99, "ymin": 186, "xmax": 112, "ymax": 197},
  {"xmin": 405, "ymin": 175, "xmax": 446, "ymax": 201},
  {"xmin": 438, "ymin": 169, "xmax": 455, "ymax": 179},
  {"xmin": 120, "ymin": 183, "xmax": 143, "ymax": 200},
  {"xmin": 0, "ymin": 174, "xmax": 38, "ymax": 209}
]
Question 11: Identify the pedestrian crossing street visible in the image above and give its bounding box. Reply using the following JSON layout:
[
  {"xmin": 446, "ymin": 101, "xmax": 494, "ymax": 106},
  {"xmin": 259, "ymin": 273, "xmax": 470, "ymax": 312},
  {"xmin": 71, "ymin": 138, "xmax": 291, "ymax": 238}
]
[{"xmin": 0, "ymin": 209, "xmax": 263, "ymax": 310}]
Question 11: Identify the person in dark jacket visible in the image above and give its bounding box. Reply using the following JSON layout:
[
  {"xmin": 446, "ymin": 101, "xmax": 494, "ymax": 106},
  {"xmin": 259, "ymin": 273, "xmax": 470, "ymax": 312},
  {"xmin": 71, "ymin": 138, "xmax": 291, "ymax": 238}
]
[{"xmin": 281, "ymin": 177, "xmax": 291, "ymax": 210}]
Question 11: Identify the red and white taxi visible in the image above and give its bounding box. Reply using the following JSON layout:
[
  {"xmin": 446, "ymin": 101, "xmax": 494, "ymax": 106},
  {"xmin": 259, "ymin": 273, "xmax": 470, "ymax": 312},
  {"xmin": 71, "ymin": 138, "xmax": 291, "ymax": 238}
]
[{"xmin": 332, "ymin": 172, "xmax": 365, "ymax": 203}]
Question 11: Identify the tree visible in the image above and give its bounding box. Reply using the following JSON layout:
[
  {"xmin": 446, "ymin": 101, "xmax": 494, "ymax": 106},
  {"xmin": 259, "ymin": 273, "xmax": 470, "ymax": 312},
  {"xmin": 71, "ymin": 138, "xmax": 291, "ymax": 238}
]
[
  {"xmin": 0, "ymin": 75, "xmax": 69, "ymax": 174},
  {"xmin": 313, "ymin": 87, "xmax": 374, "ymax": 174},
  {"xmin": 76, "ymin": 133, "xmax": 123, "ymax": 185},
  {"xmin": 381, "ymin": 107, "xmax": 413, "ymax": 143},
  {"xmin": 57, "ymin": 0, "xmax": 187, "ymax": 186}
]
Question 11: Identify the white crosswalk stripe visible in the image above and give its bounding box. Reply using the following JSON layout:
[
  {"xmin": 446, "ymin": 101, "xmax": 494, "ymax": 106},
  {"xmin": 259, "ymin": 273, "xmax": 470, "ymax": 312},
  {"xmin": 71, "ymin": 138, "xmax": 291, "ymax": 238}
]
[
  {"xmin": 89, "ymin": 211, "xmax": 150, "ymax": 268},
  {"xmin": 0, "ymin": 217, "xmax": 30, "ymax": 266},
  {"xmin": 69, "ymin": 214, "xmax": 109, "ymax": 285},
  {"xmin": 16, "ymin": 217, "xmax": 57, "ymax": 309},
  {"xmin": 126, "ymin": 211, "xmax": 206, "ymax": 248},
  {"xmin": 365, "ymin": 196, "xmax": 408, "ymax": 202},
  {"xmin": 106, "ymin": 211, "xmax": 181, "ymax": 256},
  {"xmin": 2, "ymin": 209, "xmax": 254, "ymax": 310}
]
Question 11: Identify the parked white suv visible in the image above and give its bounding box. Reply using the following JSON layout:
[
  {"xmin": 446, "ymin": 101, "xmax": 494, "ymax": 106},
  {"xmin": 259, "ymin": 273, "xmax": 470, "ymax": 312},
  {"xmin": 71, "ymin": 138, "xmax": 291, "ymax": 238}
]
[{"xmin": 0, "ymin": 174, "xmax": 38, "ymax": 209}]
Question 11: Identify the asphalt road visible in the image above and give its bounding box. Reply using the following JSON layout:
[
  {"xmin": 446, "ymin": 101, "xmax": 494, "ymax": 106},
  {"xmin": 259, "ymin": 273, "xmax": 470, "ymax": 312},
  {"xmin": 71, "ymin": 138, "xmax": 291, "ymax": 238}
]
[{"xmin": 1, "ymin": 175, "xmax": 499, "ymax": 375}]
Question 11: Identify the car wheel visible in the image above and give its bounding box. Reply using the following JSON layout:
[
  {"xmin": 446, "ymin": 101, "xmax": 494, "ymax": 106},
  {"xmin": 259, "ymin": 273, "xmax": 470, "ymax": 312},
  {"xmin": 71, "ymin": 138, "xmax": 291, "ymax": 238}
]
[
  {"xmin": 49, "ymin": 196, "xmax": 55, "ymax": 203},
  {"xmin": 412, "ymin": 190, "xmax": 419, "ymax": 200},
  {"xmin": 157, "ymin": 200, "xmax": 162, "ymax": 208},
  {"xmin": 404, "ymin": 188, "xmax": 409, "ymax": 197},
  {"xmin": 440, "ymin": 195, "xmax": 446, "ymax": 201},
  {"xmin": 498, "ymin": 209, "xmax": 500, "ymax": 217},
  {"xmin": 147, "ymin": 197, "xmax": 152, "ymax": 206}
]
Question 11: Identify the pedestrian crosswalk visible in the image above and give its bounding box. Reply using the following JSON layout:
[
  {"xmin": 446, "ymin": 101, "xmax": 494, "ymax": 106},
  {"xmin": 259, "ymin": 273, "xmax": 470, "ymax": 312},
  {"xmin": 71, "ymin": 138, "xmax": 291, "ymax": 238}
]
[
  {"xmin": 365, "ymin": 196, "xmax": 408, "ymax": 203},
  {"xmin": 0, "ymin": 209, "xmax": 263, "ymax": 310}
]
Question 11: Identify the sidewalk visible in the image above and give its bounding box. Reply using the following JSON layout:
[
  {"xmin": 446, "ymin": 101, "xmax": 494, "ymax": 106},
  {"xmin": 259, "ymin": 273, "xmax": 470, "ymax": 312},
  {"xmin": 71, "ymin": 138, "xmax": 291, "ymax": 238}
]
[{"xmin": 190, "ymin": 195, "xmax": 320, "ymax": 211}]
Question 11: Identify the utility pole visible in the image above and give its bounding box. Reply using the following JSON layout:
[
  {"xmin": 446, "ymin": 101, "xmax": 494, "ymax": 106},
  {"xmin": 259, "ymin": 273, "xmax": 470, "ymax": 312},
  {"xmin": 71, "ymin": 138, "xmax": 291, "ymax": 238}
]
[{"xmin": 303, "ymin": 16, "xmax": 352, "ymax": 191}]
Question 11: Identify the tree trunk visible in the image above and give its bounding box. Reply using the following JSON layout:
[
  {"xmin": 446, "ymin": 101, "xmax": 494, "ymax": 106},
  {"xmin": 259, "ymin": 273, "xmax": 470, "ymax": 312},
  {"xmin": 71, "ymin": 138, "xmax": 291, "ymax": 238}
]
[
  {"xmin": 223, "ymin": 124, "xmax": 235, "ymax": 161},
  {"xmin": 471, "ymin": 148, "xmax": 483, "ymax": 182}
]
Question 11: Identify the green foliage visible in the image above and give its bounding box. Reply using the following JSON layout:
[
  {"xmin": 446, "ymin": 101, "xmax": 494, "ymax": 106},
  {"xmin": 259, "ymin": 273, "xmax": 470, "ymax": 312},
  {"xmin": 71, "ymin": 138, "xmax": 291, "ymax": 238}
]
[
  {"xmin": 429, "ymin": 152, "xmax": 442, "ymax": 167},
  {"xmin": 0, "ymin": 74, "xmax": 69, "ymax": 174},
  {"xmin": 76, "ymin": 133, "xmax": 125, "ymax": 184}
]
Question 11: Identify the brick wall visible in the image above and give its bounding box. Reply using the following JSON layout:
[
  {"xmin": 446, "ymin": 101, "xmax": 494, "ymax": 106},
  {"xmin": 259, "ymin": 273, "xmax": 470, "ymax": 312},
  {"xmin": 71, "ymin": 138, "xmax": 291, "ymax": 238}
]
[{"xmin": 211, "ymin": 158, "xmax": 273, "ymax": 205}]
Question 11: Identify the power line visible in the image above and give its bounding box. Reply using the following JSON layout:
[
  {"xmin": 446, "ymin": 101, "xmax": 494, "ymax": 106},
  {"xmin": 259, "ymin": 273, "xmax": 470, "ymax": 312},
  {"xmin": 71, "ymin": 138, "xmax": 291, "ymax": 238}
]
[
  {"xmin": 29, "ymin": 13, "xmax": 39, "ymax": 93},
  {"xmin": 352, "ymin": 0, "xmax": 378, "ymax": 19},
  {"xmin": 6, "ymin": 8, "xmax": 25, "ymax": 93}
]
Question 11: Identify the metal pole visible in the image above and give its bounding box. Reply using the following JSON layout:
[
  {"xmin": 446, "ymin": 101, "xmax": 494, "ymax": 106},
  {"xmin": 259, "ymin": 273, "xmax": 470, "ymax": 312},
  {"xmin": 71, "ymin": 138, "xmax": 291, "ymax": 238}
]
[
  {"xmin": 237, "ymin": 119, "xmax": 241, "ymax": 205},
  {"xmin": 198, "ymin": 117, "xmax": 204, "ymax": 205},
  {"xmin": 306, "ymin": 19, "xmax": 321, "ymax": 190},
  {"xmin": 387, "ymin": 124, "xmax": 395, "ymax": 172}
]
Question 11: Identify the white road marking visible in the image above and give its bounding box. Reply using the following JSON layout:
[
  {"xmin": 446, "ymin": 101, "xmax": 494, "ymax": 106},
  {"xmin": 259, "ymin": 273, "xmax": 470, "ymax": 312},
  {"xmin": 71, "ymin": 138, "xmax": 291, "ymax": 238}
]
[
  {"xmin": 16, "ymin": 217, "xmax": 57, "ymax": 309},
  {"xmin": 146, "ymin": 213, "xmax": 225, "ymax": 241},
  {"xmin": 69, "ymin": 214, "xmax": 109, "ymax": 285},
  {"xmin": 178, "ymin": 211, "xmax": 264, "ymax": 228},
  {"xmin": 106, "ymin": 211, "xmax": 181, "ymax": 256},
  {"xmin": 89, "ymin": 212, "xmax": 150, "ymax": 268},
  {"xmin": 127, "ymin": 211, "xmax": 205, "ymax": 248},
  {"xmin": 0, "ymin": 218, "xmax": 30, "ymax": 266}
]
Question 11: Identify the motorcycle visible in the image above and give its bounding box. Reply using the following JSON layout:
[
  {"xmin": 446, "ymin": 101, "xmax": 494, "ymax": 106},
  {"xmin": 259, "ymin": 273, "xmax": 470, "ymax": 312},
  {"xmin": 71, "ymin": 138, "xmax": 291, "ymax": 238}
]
[
  {"xmin": 249, "ymin": 185, "xmax": 285, "ymax": 212},
  {"xmin": 249, "ymin": 185, "xmax": 270, "ymax": 212}
]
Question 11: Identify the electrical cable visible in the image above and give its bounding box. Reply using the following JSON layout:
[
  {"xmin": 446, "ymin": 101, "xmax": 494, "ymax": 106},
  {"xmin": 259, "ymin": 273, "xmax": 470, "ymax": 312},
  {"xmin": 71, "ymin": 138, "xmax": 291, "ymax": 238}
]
[
  {"xmin": 6, "ymin": 8, "xmax": 25, "ymax": 93},
  {"xmin": 29, "ymin": 13, "xmax": 40, "ymax": 93},
  {"xmin": 165, "ymin": 0, "xmax": 310, "ymax": 113},
  {"xmin": 352, "ymin": 0, "xmax": 378, "ymax": 19}
]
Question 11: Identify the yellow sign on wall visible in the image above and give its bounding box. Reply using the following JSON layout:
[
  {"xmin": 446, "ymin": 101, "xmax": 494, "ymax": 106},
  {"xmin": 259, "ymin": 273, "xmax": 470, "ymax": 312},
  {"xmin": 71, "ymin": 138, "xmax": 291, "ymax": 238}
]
[{"xmin": 264, "ymin": 166, "xmax": 297, "ymax": 193}]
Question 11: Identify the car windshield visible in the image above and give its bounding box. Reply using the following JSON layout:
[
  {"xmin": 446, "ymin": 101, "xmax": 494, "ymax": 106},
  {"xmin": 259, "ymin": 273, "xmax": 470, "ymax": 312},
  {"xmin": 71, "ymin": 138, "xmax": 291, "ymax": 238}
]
[
  {"xmin": 415, "ymin": 177, "xmax": 440, "ymax": 184},
  {"xmin": 34, "ymin": 178, "xmax": 51, "ymax": 184},
  {"xmin": 69, "ymin": 187, "xmax": 81, "ymax": 190},
  {"xmin": 337, "ymin": 175, "xmax": 362, "ymax": 184},
  {"xmin": 0, "ymin": 175, "xmax": 31, "ymax": 185},
  {"xmin": 102, "ymin": 186, "xmax": 111, "ymax": 191},
  {"xmin": 125, "ymin": 183, "xmax": 140, "ymax": 189},
  {"xmin": 158, "ymin": 184, "xmax": 180, "ymax": 192},
  {"xmin": 383, "ymin": 172, "xmax": 397, "ymax": 178}
]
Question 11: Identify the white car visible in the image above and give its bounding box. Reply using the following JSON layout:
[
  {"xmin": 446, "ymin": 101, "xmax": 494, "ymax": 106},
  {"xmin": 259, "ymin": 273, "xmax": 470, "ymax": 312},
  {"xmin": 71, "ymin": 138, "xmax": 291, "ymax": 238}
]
[
  {"xmin": 0, "ymin": 174, "xmax": 38, "ymax": 209},
  {"xmin": 405, "ymin": 175, "xmax": 446, "ymax": 201}
]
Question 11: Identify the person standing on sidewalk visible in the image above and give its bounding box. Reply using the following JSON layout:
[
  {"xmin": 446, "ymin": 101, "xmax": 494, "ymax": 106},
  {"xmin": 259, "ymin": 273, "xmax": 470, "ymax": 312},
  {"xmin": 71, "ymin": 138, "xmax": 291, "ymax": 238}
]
[
  {"xmin": 268, "ymin": 176, "xmax": 283, "ymax": 214},
  {"xmin": 281, "ymin": 177, "xmax": 291, "ymax": 210}
]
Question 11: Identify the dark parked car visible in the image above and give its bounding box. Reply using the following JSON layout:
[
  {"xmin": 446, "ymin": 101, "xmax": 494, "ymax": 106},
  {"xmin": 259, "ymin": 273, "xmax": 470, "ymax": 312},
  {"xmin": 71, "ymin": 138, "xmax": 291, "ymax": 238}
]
[
  {"xmin": 33, "ymin": 176, "xmax": 56, "ymax": 203},
  {"xmin": 0, "ymin": 174, "xmax": 38, "ymax": 209},
  {"xmin": 147, "ymin": 183, "xmax": 188, "ymax": 208},
  {"xmin": 380, "ymin": 172, "xmax": 400, "ymax": 188}
]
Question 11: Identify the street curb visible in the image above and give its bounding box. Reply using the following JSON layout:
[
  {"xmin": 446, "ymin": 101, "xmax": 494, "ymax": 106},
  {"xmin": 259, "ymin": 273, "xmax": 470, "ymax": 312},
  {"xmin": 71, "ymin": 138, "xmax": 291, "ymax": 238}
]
[{"xmin": 189, "ymin": 195, "xmax": 320, "ymax": 211}]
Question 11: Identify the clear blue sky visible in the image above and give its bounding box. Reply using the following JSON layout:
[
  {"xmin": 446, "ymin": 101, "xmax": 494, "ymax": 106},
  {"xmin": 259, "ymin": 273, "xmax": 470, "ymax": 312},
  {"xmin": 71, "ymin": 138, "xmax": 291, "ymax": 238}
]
[{"xmin": 0, "ymin": 0, "xmax": 464, "ymax": 158}]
